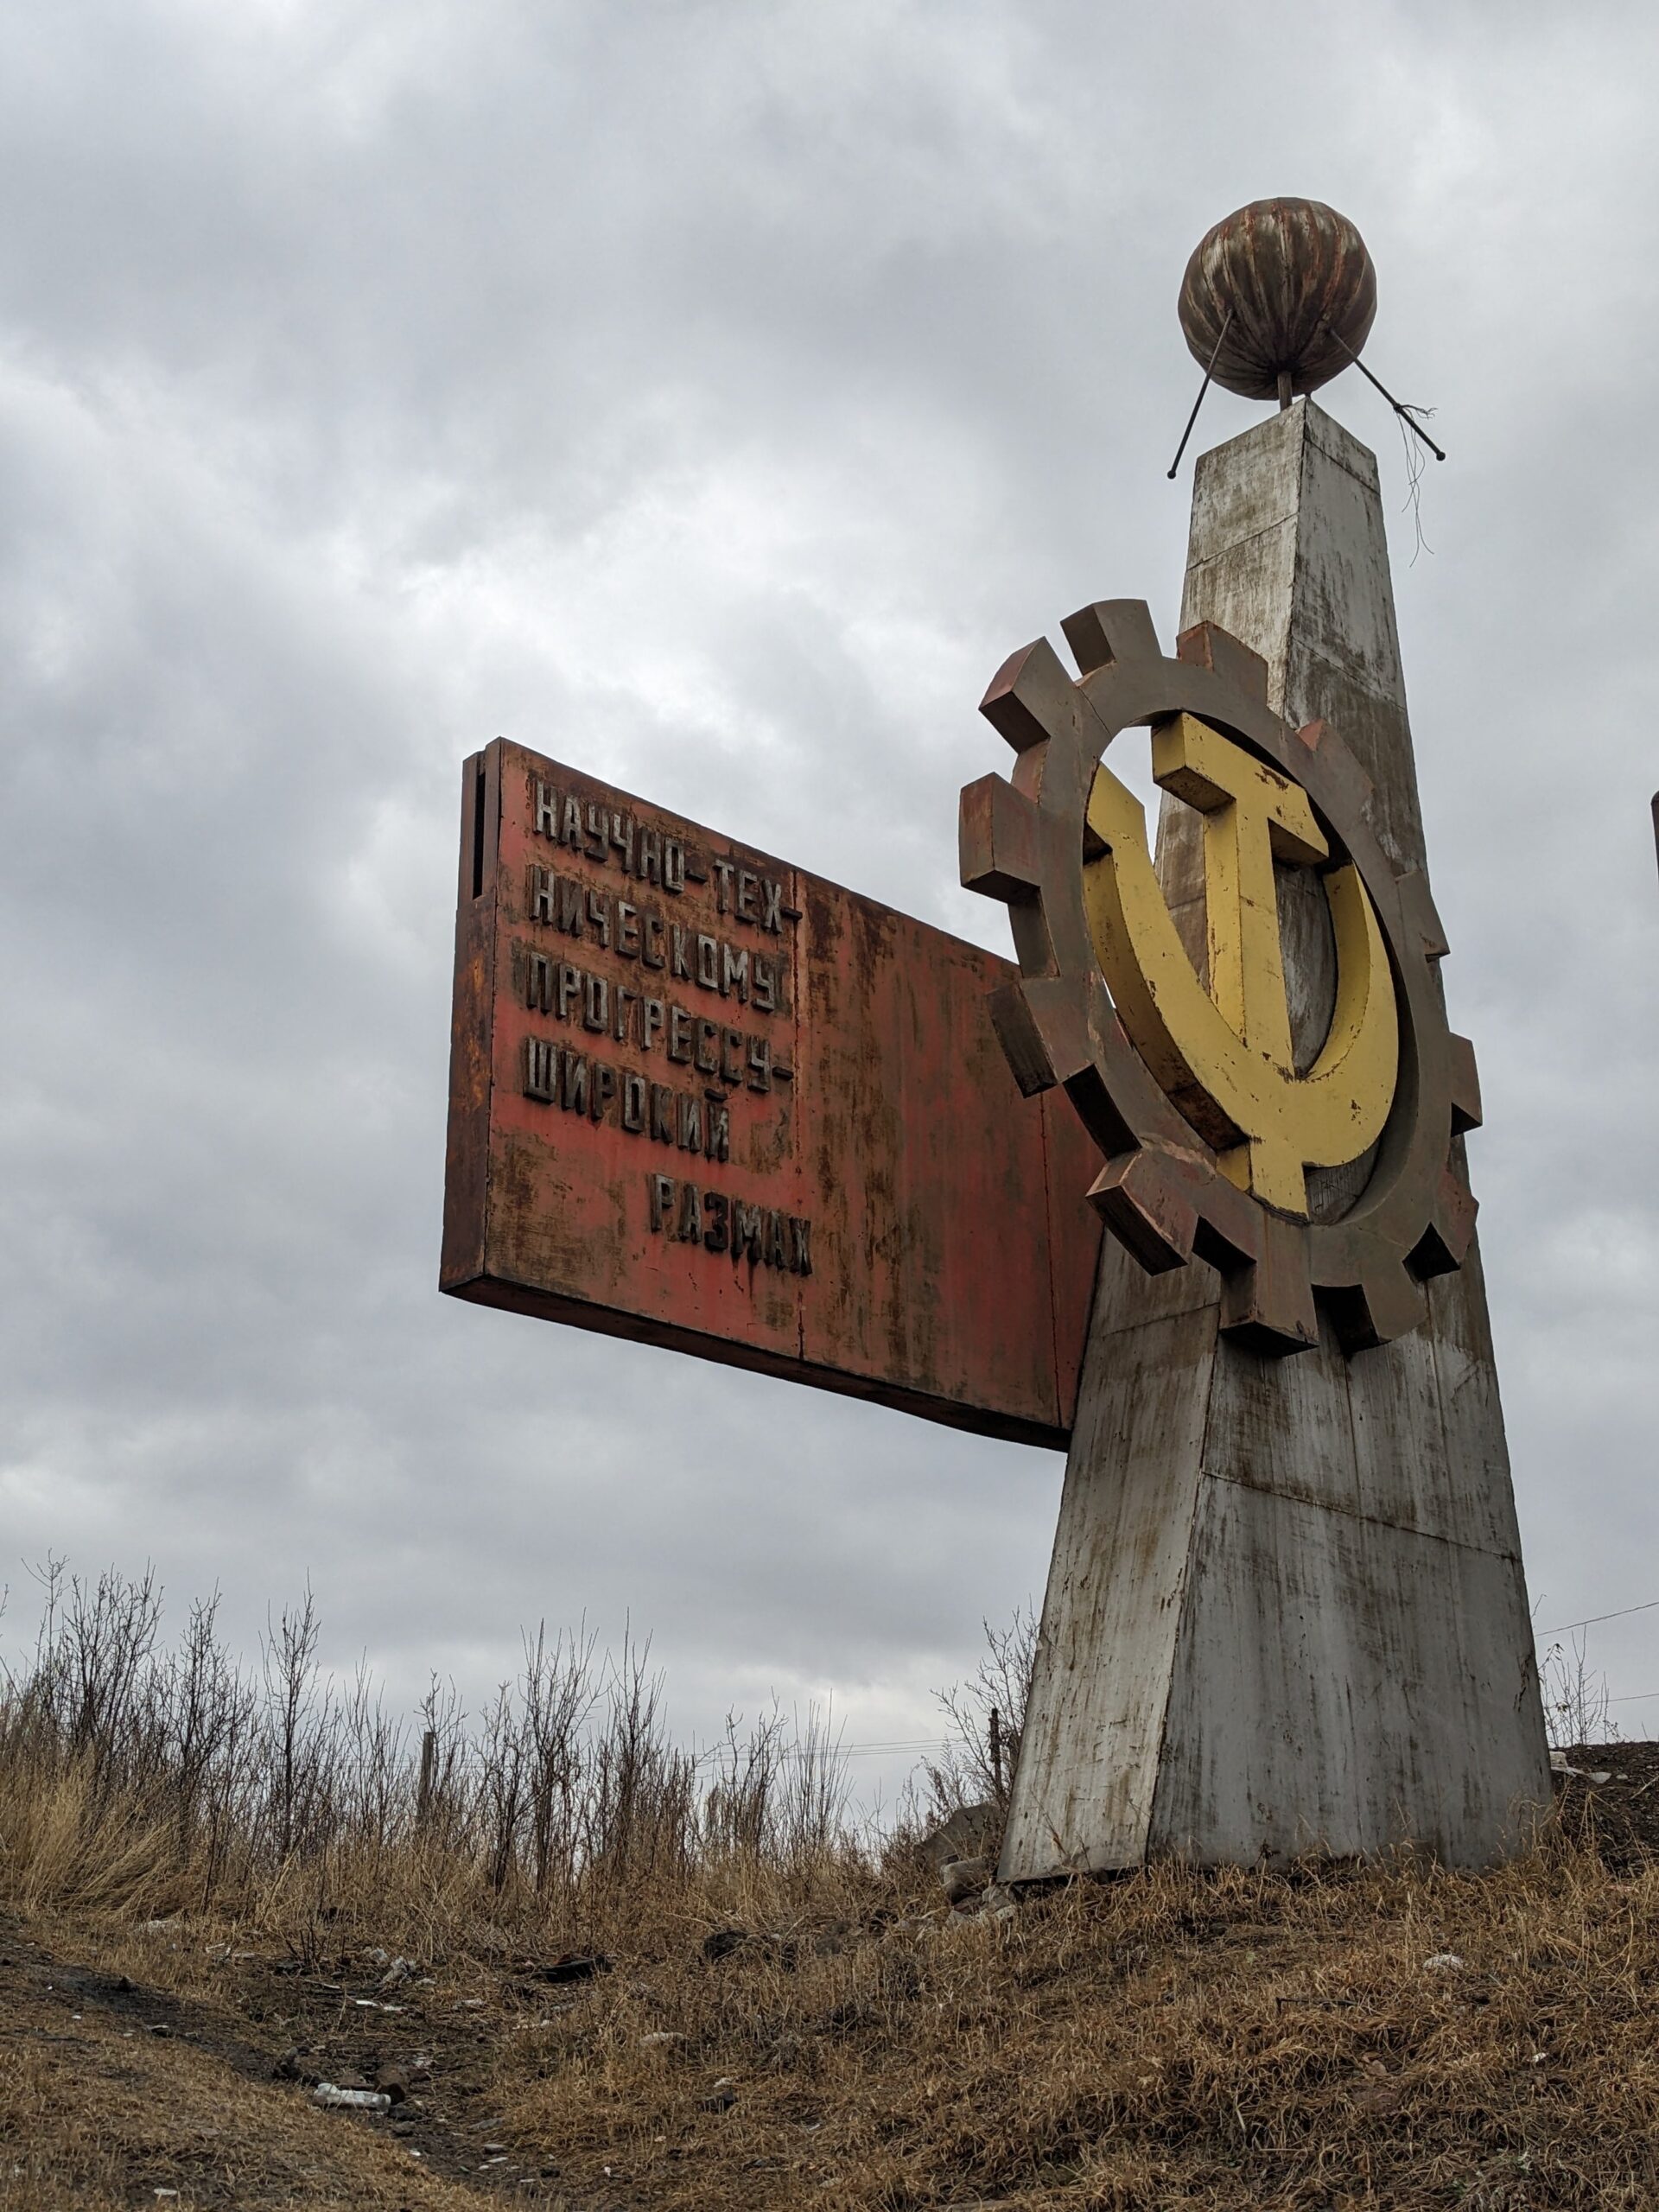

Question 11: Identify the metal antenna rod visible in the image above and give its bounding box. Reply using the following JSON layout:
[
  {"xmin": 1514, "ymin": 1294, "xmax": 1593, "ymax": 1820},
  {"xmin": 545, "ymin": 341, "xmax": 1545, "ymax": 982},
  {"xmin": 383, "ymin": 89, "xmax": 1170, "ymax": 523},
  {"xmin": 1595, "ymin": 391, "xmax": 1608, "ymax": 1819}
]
[
  {"xmin": 1166, "ymin": 309, "xmax": 1233, "ymax": 480},
  {"xmin": 1321, "ymin": 323, "xmax": 1446, "ymax": 462}
]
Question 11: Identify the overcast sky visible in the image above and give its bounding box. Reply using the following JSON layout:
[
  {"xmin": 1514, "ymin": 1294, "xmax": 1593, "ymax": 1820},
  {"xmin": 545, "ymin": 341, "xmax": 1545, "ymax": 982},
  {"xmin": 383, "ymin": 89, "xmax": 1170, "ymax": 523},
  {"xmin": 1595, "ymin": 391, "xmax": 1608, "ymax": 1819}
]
[{"xmin": 3, "ymin": 0, "xmax": 1656, "ymax": 1785}]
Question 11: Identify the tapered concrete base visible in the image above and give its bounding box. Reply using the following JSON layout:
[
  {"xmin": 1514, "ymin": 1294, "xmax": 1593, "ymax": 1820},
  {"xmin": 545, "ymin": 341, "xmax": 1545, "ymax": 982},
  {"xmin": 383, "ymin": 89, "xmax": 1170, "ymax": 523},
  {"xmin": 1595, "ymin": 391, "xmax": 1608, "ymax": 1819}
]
[{"xmin": 1000, "ymin": 404, "xmax": 1549, "ymax": 1877}]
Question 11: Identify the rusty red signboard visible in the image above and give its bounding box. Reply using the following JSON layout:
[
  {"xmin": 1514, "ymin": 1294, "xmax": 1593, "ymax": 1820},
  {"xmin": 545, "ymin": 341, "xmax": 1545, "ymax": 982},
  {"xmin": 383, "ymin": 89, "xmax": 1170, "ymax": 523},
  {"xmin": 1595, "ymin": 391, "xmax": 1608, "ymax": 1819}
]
[{"xmin": 442, "ymin": 739, "xmax": 1101, "ymax": 1445}]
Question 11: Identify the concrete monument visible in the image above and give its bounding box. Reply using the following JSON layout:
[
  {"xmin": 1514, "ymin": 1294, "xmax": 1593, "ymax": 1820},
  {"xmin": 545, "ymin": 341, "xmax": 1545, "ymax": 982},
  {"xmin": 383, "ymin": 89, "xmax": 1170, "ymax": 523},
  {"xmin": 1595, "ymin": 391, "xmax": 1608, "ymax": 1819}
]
[
  {"xmin": 444, "ymin": 197, "xmax": 1549, "ymax": 1872},
  {"xmin": 963, "ymin": 201, "xmax": 1550, "ymax": 1871}
]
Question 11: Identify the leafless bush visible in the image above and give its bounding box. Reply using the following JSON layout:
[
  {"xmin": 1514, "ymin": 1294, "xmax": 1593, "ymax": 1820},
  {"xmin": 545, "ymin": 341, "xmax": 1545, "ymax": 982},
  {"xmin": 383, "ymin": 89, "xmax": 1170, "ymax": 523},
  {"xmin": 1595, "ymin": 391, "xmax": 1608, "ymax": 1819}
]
[
  {"xmin": 700, "ymin": 1700, "xmax": 849, "ymax": 1867},
  {"xmin": 918, "ymin": 1604, "xmax": 1038, "ymax": 1828},
  {"xmin": 1541, "ymin": 1629, "xmax": 1619, "ymax": 1751},
  {"xmin": 522, "ymin": 1624, "xmax": 599, "ymax": 1895},
  {"xmin": 0, "ymin": 1565, "xmax": 858, "ymax": 1927}
]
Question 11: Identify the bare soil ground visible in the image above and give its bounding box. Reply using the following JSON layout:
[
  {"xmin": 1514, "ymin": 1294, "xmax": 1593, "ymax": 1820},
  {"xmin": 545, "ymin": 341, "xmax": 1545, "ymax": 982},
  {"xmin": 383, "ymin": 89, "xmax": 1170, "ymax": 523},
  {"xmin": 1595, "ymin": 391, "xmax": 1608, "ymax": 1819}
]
[{"xmin": 6, "ymin": 1752, "xmax": 1659, "ymax": 2211}]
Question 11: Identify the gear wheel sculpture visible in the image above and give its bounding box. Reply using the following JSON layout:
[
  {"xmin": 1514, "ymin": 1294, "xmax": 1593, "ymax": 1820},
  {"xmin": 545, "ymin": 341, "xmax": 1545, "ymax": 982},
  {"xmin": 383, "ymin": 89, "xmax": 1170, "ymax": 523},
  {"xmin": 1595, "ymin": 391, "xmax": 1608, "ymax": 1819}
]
[{"xmin": 958, "ymin": 600, "xmax": 1482, "ymax": 1356}]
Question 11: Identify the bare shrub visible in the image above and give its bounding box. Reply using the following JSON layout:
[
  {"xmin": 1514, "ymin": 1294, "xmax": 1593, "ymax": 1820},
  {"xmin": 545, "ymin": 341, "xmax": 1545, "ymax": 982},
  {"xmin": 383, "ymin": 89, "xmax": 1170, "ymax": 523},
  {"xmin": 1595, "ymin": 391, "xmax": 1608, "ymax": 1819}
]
[
  {"xmin": 0, "ymin": 1566, "xmax": 857, "ymax": 1935},
  {"xmin": 1541, "ymin": 1628, "xmax": 1619, "ymax": 1750},
  {"xmin": 918, "ymin": 1603, "xmax": 1038, "ymax": 1830}
]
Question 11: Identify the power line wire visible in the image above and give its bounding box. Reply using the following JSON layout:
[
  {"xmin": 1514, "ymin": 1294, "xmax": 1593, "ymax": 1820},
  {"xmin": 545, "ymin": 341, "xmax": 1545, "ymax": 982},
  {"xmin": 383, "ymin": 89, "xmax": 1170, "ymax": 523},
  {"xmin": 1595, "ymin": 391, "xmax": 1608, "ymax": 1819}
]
[{"xmin": 1538, "ymin": 1597, "xmax": 1659, "ymax": 1638}]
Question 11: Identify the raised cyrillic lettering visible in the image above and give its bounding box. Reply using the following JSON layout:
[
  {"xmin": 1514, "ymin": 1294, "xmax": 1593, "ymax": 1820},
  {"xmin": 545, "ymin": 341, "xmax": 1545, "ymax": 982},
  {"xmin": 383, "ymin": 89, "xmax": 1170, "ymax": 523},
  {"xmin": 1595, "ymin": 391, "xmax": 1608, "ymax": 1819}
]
[
  {"xmin": 676, "ymin": 1181, "xmax": 702, "ymax": 1243},
  {"xmin": 732, "ymin": 1201, "xmax": 763, "ymax": 1265},
  {"xmin": 524, "ymin": 1037, "xmax": 557, "ymax": 1101}
]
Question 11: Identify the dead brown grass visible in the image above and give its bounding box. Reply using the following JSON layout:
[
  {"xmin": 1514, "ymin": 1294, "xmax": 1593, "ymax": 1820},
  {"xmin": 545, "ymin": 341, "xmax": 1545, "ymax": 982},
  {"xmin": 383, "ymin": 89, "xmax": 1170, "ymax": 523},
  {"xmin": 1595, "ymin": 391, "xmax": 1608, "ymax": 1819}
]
[
  {"xmin": 0, "ymin": 1993, "xmax": 484, "ymax": 2211},
  {"xmin": 7, "ymin": 1808, "xmax": 1659, "ymax": 2208},
  {"xmin": 4, "ymin": 1573, "xmax": 1657, "ymax": 2209},
  {"xmin": 472, "ymin": 1832, "xmax": 1659, "ymax": 2210}
]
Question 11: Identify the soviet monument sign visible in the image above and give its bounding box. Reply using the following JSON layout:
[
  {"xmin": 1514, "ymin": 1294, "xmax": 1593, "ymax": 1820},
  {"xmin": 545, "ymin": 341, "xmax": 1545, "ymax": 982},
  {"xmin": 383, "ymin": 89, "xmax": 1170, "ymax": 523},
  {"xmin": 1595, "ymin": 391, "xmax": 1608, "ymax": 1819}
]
[{"xmin": 444, "ymin": 197, "xmax": 1550, "ymax": 1872}]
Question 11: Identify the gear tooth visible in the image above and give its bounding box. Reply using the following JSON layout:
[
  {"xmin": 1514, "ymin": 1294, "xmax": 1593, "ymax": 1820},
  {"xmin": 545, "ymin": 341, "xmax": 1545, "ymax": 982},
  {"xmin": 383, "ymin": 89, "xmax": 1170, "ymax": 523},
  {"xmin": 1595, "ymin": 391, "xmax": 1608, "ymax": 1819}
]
[
  {"xmin": 1218, "ymin": 1211, "xmax": 1319, "ymax": 1355},
  {"xmin": 1294, "ymin": 718, "xmax": 1374, "ymax": 815},
  {"xmin": 958, "ymin": 772, "xmax": 1044, "ymax": 903},
  {"xmin": 1326, "ymin": 1256, "xmax": 1427, "ymax": 1353},
  {"xmin": 1175, "ymin": 620, "xmax": 1270, "ymax": 704},
  {"xmin": 1088, "ymin": 1146, "xmax": 1198, "ymax": 1275},
  {"xmin": 1447, "ymin": 1032, "xmax": 1482, "ymax": 1133},
  {"xmin": 988, "ymin": 980, "xmax": 1057, "ymax": 1096},
  {"xmin": 1395, "ymin": 868, "xmax": 1451, "ymax": 961},
  {"xmin": 1061, "ymin": 599, "xmax": 1162, "ymax": 677},
  {"xmin": 1017, "ymin": 975, "xmax": 1096, "ymax": 1088},
  {"xmin": 989, "ymin": 973, "xmax": 1096, "ymax": 1099},
  {"xmin": 979, "ymin": 637, "xmax": 1080, "ymax": 754},
  {"xmin": 1411, "ymin": 1167, "xmax": 1478, "ymax": 1281}
]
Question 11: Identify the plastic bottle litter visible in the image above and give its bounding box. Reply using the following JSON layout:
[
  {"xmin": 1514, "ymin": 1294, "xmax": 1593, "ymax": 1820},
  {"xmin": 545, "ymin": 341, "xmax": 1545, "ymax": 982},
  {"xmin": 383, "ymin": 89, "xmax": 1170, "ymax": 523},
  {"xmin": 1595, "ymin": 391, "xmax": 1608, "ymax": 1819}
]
[{"xmin": 311, "ymin": 2083, "xmax": 392, "ymax": 2113}]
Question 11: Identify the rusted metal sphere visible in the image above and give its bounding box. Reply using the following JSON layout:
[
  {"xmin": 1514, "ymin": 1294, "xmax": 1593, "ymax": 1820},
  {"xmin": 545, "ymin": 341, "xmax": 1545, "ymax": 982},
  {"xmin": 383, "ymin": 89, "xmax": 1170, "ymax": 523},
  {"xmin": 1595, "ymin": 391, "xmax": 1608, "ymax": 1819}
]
[{"xmin": 1178, "ymin": 200, "xmax": 1376, "ymax": 402}]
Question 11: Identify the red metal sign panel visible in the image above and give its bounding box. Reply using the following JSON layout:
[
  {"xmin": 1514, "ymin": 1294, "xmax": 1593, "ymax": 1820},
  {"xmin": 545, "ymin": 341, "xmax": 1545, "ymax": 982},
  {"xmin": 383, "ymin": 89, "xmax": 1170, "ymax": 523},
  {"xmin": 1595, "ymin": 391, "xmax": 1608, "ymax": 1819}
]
[{"xmin": 442, "ymin": 740, "xmax": 1101, "ymax": 1446}]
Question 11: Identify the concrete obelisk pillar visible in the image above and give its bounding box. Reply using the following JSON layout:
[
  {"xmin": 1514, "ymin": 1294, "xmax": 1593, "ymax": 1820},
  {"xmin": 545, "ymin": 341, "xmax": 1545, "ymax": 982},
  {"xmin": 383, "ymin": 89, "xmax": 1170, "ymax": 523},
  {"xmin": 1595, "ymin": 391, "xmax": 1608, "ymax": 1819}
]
[{"xmin": 1000, "ymin": 400, "xmax": 1550, "ymax": 1874}]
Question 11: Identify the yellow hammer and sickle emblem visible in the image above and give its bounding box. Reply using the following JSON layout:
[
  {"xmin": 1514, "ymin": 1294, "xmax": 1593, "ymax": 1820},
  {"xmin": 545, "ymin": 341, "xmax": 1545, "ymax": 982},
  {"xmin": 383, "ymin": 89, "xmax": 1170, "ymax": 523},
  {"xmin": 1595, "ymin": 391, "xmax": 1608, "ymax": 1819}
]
[{"xmin": 1084, "ymin": 715, "xmax": 1399, "ymax": 1218}]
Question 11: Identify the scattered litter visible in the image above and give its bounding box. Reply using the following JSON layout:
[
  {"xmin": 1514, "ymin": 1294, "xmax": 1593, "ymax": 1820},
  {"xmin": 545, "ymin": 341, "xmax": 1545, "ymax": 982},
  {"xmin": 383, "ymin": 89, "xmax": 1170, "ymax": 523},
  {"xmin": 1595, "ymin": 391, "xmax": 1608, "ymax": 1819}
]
[
  {"xmin": 312, "ymin": 2083, "xmax": 393, "ymax": 2113},
  {"xmin": 1422, "ymin": 1953, "xmax": 1465, "ymax": 1972},
  {"xmin": 378, "ymin": 1955, "xmax": 414, "ymax": 1991},
  {"xmin": 1550, "ymin": 1751, "xmax": 1615, "ymax": 1784}
]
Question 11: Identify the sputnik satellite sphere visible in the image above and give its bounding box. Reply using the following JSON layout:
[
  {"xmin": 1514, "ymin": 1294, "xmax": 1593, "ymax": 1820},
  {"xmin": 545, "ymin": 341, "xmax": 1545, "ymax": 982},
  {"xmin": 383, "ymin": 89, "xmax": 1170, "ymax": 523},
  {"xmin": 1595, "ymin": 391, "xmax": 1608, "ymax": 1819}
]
[{"xmin": 1179, "ymin": 199, "xmax": 1376, "ymax": 403}]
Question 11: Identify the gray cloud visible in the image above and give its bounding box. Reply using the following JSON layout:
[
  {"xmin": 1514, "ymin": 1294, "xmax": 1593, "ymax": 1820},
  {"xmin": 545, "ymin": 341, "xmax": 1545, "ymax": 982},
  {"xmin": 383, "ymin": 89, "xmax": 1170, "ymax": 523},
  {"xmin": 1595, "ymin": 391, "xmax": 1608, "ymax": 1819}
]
[{"xmin": 3, "ymin": 0, "xmax": 1657, "ymax": 1777}]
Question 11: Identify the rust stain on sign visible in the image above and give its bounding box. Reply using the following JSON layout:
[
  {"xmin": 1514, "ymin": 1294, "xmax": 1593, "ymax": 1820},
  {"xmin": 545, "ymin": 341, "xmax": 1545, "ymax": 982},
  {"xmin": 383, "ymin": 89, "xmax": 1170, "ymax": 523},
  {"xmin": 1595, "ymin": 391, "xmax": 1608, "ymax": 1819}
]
[{"xmin": 442, "ymin": 740, "xmax": 1102, "ymax": 1446}]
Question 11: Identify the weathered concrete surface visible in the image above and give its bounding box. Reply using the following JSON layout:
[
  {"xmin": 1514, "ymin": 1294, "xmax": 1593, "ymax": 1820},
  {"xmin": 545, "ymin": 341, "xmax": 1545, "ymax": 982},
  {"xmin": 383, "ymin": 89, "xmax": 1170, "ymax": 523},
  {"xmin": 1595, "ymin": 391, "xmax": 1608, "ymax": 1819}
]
[{"xmin": 1000, "ymin": 401, "xmax": 1550, "ymax": 1875}]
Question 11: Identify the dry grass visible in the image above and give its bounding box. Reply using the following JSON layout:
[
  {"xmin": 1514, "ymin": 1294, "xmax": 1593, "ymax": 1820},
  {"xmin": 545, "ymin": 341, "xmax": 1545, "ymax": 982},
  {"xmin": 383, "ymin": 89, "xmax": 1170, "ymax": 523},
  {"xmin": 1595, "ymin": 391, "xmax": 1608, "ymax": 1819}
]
[{"xmin": 3, "ymin": 1572, "xmax": 1658, "ymax": 2209}]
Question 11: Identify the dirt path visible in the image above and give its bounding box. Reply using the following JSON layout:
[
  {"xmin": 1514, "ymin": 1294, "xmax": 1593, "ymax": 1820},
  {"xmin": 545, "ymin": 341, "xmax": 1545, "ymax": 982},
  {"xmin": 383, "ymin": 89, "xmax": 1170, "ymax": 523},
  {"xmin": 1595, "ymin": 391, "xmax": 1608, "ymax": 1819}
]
[{"xmin": 0, "ymin": 1916, "xmax": 615, "ymax": 2209}]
